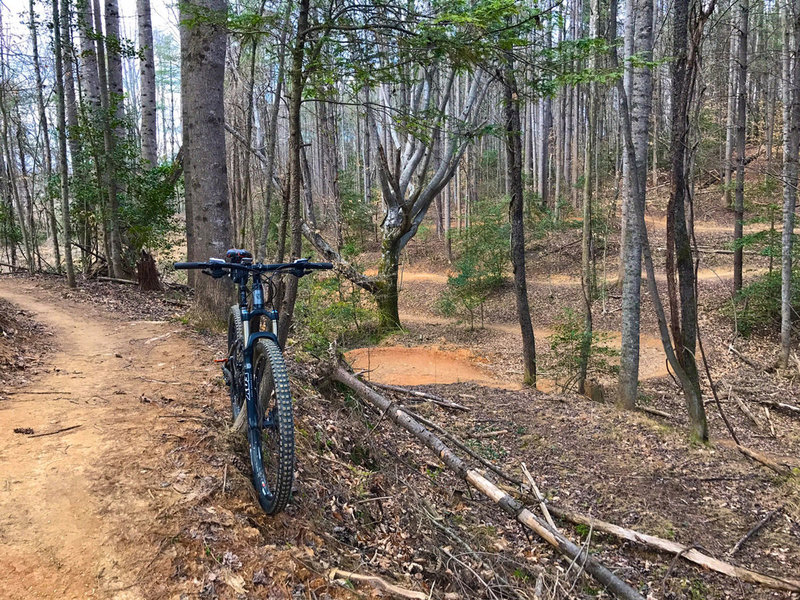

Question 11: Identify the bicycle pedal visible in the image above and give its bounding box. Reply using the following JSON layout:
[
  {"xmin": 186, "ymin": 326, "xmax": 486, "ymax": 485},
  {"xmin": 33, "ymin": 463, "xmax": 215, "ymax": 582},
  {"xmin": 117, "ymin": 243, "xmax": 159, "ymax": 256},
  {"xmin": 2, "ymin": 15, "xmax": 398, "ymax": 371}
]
[{"xmin": 213, "ymin": 357, "xmax": 227, "ymax": 363}]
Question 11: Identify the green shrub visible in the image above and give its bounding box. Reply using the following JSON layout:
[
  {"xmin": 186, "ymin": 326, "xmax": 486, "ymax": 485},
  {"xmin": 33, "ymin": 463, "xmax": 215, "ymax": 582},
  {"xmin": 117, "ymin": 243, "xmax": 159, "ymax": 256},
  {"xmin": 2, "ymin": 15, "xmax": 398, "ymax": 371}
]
[
  {"xmin": 545, "ymin": 308, "xmax": 618, "ymax": 391},
  {"xmin": 725, "ymin": 267, "xmax": 800, "ymax": 336},
  {"xmin": 294, "ymin": 274, "xmax": 379, "ymax": 354},
  {"xmin": 438, "ymin": 199, "xmax": 509, "ymax": 329}
]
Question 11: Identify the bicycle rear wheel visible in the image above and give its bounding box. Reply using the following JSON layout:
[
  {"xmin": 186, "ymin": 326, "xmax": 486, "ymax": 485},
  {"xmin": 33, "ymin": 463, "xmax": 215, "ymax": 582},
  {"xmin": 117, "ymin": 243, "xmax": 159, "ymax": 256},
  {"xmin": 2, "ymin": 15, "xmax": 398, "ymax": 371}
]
[
  {"xmin": 227, "ymin": 306, "xmax": 246, "ymax": 424},
  {"xmin": 248, "ymin": 337, "xmax": 294, "ymax": 514}
]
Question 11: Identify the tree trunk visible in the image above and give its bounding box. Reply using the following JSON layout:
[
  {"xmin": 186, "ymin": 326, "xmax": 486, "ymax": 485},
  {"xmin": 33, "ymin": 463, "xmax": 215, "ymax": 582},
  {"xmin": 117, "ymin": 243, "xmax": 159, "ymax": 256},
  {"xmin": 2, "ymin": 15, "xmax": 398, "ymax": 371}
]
[
  {"xmin": 256, "ymin": 0, "xmax": 292, "ymax": 262},
  {"xmin": 138, "ymin": 0, "xmax": 158, "ymax": 167},
  {"xmin": 277, "ymin": 0, "xmax": 310, "ymax": 346},
  {"xmin": 733, "ymin": 0, "xmax": 749, "ymax": 293},
  {"xmin": 29, "ymin": 0, "xmax": 60, "ymax": 272},
  {"xmin": 53, "ymin": 0, "xmax": 76, "ymax": 287},
  {"xmin": 667, "ymin": 0, "xmax": 708, "ymax": 441},
  {"xmin": 180, "ymin": 0, "xmax": 232, "ymax": 316},
  {"xmin": 618, "ymin": 0, "xmax": 653, "ymax": 409},
  {"xmin": 618, "ymin": 0, "xmax": 636, "ymax": 287},
  {"xmin": 505, "ymin": 62, "xmax": 537, "ymax": 386},
  {"xmin": 780, "ymin": 4, "xmax": 800, "ymax": 367},
  {"xmin": 579, "ymin": 0, "xmax": 599, "ymax": 395},
  {"xmin": 724, "ymin": 15, "xmax": 737, "ymax": 209}
]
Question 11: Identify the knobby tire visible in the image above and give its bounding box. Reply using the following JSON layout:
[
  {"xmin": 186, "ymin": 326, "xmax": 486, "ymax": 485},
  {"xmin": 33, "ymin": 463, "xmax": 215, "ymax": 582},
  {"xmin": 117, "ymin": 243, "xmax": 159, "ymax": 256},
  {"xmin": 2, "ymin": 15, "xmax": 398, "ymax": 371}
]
[{"xmin": 249, "ymin": 338, "xmax": 294, "ymax": 514}]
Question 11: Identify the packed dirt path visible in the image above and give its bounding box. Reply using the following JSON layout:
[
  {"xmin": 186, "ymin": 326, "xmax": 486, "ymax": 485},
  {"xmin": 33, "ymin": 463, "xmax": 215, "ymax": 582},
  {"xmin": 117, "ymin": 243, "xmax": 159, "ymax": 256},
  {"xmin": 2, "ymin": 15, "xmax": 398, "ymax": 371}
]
[{"xmin": 0, "ymin": 279, "xmax": 217, "ymax": 599}]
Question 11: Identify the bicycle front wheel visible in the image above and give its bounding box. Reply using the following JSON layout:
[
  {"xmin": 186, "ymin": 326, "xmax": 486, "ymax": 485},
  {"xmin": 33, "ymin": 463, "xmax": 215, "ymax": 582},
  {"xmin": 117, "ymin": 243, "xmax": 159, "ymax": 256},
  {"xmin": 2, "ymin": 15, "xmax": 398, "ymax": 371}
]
[
  {"xmin": 248, "ymin": 337, "xmax": 294, "ymax": 514},
  {"xmin": 227, "ymin": 305, "xmax": 246, "ymax": 424}
]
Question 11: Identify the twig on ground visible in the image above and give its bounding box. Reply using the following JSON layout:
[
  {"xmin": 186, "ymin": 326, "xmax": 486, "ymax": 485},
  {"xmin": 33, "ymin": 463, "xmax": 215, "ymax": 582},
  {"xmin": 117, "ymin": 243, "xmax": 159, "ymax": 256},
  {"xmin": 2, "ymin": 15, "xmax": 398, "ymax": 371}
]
[
  {"xmin": 763, "ymin": 407, "xmax": 776, "ymax": 437},
  {"xmin": 728, "ymin": 507, "xmax": 783, "ymax": 557},
  {"xmin": 28, "ymin": 424, "xmax": 81, "ymax": 438},
  {"xmin": 473, "ymin": 429, "xmax": 508, "ymax": 439},
  {"xmin": 328, "ymin": 568, "xmax": 427, "ymax": 599},
  {"xmin": 734, "ymin": 395, "xmax": 762, "ymax": 429}
]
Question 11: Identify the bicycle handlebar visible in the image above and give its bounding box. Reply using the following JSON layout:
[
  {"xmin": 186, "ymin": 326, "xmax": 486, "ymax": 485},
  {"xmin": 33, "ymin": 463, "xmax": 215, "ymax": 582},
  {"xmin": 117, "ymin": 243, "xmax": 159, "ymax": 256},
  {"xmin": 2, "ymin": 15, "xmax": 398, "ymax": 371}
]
[{"xmin": 173, "ymin": 259, "xmax": 333, "ymax": 274}]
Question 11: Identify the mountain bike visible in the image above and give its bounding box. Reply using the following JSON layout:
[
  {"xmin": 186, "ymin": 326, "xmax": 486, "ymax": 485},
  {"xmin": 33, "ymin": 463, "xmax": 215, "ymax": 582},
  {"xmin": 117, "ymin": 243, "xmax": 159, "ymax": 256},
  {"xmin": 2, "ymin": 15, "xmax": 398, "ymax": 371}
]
[{"xmin": 175, "ymin": 250, "xmax": 332, "ymax": 514}]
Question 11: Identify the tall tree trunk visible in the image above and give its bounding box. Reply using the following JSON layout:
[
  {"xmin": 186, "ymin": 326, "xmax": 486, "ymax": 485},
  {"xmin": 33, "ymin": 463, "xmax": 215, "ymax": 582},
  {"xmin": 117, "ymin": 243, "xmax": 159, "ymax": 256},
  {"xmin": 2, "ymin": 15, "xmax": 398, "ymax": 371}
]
[
  {"xmin": 29, "ymin": 0, "xmax": 61, "ymax": 272},
  {"xmin": 505, "ymin": 61, "xmax": 537, "ymax": 386},
  {"xmin": 257, "ymin": 0, "xmax": 292, "ymax": 261},
  {"xmin": 733, "ymin": 0, "xmax": 749, "ymax": 293},
  {"xmin": 618, "ymin": 0, "xmax": 636, "ymax": 286},
  {"xmin": 579, "ymin": 0, "xmax": 599, "ymax": 395},
  {"xmin": 277, "ymin": 0, "xmax": 311, "ymax": 346},
  {"xmin": 780, "ymin": 4, "xmax": 800, "ymax": 367},
  {"xmin": 180, "ymin": 0, "xmax": 232, "ymax": 316},
  {"xmin": 724, "ymin": 10, "xmax": 737, "ymax": 209},
  {"xmin": 666, "ymin": 0, "xmax": 708, "ymax": 441},
  {"xmin": 138, "ymin": 0, "xmax": 158, "ymax": 166},
  {"xmin": 94, "ymin": 0, "xmax": 123, "ymax": 277},
  {"xmin": 618, "ymin": 0, "xmax": 653, "ymax": 409},
  {"xmin": 53, "ymin": 0, "xmax": 76, "ymax": 287}
]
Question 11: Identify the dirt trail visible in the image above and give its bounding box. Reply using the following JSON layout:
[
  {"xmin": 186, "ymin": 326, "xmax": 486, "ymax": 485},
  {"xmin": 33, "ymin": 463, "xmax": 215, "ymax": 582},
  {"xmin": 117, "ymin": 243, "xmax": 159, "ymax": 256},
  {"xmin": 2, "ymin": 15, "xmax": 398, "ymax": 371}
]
[{"xmin": 0, "ymin": 280, "xmax": 216, "ymax": 600}]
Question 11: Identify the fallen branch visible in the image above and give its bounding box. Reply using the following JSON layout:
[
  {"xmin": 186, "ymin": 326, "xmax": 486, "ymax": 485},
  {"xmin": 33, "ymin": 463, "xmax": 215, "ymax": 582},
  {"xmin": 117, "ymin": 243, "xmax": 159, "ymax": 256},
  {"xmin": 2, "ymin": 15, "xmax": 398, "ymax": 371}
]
[
  {"xmin": 396, "ymin": 403, "xmax": 520, "ymax": 485},
  {"xmin": 728, "ymin": 344, "xmax": 769, "ymax": 372},
  {"xmin": 728, "ymin": 507, "xmax": 782, "ymax": 557},
  {"xmin": 302, "ymin": 222, "xmax": 378, "ymax": 294},
  {"xmin": 521, "ymin": 462, "xmax": 557, "ymax": 531},
  {"xmin": 763, "ymin": 407, "xmax": 776, "ymax": 438},
  {"xmin": 735, "ymin": 445, "xmax": 792, "ymax": 477},
  {"xmin": 364, "ymin": 380, "xmax": 469, "ymax": 411},
  {"xmin": 753, "ymin": 398, "xmax": 800, "ymax": 416},
  {"xmin": 95, "ymin": 276, "xmax": 138, "ymax": 285},
  {"xmin": 28, "ymin": 424, "xmax": 82, "ymax": 438},
  {"xmin": 328, "ymin": 568, "xmax": 427, "ymax": 599},
  {"xmin": 638, "ymin": 406, "xmax": 672, "ymax": 419},
  {"xmin": 327, "ymin": 360, "xmax": 645, "ymax": 600},
  {"xmin": 734, "ymin": 395, "xmax": 761, "ymax": 429},
  {"xmin": 546, "ymin": 505, "xmax": 800, "ymax": 592},
  {"xmin": 473, "ymin": 429, "xmax": 508, "ymax": 439}
]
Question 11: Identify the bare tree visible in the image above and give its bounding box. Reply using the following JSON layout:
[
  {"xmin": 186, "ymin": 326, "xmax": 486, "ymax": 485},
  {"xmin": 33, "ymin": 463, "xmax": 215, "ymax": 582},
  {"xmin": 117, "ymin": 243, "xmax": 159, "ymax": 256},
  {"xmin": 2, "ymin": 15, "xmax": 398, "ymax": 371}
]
[
  {"xmin": 504, "ymin": 59, "xmax": 537, "ymax": 386},
  {"xmin": 53, "ymin": 0, "xmax": 76, "ymax": 287},
  {"xmin": 780, "ymin": 1, "xmax": 800, "ymax": 367},
  {"xmin": 618, "ymin": 0, "xmax": 654, "ymax": 409},
  {"xmin": 733, "ymin": 0, "xmax": 749, "ymax": 292},
  {"xmin": 138, "ymin": 0, "xmax": 158, "ymax": 166}
]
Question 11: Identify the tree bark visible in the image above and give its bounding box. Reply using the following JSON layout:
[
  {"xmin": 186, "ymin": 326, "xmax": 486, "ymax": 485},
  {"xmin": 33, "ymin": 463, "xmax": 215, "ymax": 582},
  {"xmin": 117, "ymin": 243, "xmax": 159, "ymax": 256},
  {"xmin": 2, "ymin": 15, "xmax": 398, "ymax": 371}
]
[
  {"xmin": 257, "ymin": 0, "xmax": 292, "ymax": 262},
  {"xmin": 618, "ymin": 0, "xmax": 653, "ymax": 409},
  {"xmin": 579, "ymin": 0, "xmax": 599, "ymax": 395},
  {"xmin": 53, "ymin": 0, "xmax": 76, "ymax": 287},
  {"xmin": 29, "ymin": 0, "xmax": 60, "ymax": 272},
  {"xmin": 505, "ymin": 61, "xmax": 537, "ymax": 386},
  {"xmin": 780, "ymin": 4, "xmax": 800, "ymax": 367},
  {"xmin": 138, "ymin": 0, "xmax": 158, "ymax": 166},
  {"xmin": 733, "ymin": 0, "xmax": 749, "ymax": 293},
  {"xmin": 277, "ymin": 0, "xmax": 311, "ymax": 346},
  {"xmin": 180, "ymin": 0, "xmax": 232, "ymax": 316},
  {"xmin": 666, "ymin": 0, "xmax": 710, "ymax": 441}
]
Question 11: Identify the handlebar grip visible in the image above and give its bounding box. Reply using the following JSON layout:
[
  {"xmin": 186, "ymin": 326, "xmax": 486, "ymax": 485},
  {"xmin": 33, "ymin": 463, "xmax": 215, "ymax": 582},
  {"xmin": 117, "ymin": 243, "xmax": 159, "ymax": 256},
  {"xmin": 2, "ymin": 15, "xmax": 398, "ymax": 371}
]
[
  {"xmin": 307, "ymin": 262, "xmax": 333, "ymax": 269},
  {"xmin": 173, "ymin": 262, "xmax": 209, "ymax": 269}
]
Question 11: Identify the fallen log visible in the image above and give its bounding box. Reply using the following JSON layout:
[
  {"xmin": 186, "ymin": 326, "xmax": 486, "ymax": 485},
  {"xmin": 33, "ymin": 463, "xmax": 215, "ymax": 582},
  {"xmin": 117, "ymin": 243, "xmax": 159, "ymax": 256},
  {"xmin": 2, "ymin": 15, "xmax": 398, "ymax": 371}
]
[
  {"xmin": 327, "ymin": 360, "xmax": 645, "ymax": 600},
  {"xmin": 321, "ymin": 360, "xmax": 800, "ymax": 595},
  {"xmin": 546, "ymin": 505, "xmax": 800, "ymax": 592},
  {"xmin": 362, "ymin": 380, "xmax": 469, "ymax": 411}
]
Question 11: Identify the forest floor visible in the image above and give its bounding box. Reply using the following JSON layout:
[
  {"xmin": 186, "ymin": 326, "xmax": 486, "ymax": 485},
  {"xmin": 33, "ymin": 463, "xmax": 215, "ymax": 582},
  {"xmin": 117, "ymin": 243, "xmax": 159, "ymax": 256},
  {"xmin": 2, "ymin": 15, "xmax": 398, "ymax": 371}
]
[{"xmin": 1, "ymin": 198, "xmax": 800, "ymax": 599}]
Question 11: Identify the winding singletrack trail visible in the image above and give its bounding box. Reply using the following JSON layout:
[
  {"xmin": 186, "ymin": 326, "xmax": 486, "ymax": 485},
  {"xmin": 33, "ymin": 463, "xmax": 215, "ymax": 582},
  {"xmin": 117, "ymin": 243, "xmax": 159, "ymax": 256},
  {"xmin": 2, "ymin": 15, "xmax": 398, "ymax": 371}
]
[{"xmin": 0, "ymin": 279, "xmax": 217, "ymax": 599}]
